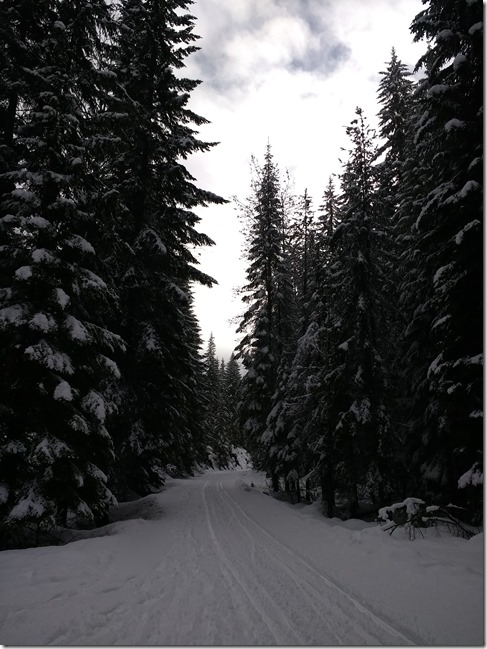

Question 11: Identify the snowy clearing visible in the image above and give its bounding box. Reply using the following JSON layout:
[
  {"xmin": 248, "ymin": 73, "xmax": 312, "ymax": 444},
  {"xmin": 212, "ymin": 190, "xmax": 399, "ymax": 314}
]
[{"xmin": 0, "ymin": 469, "xmax": 483, "ymax": 645}]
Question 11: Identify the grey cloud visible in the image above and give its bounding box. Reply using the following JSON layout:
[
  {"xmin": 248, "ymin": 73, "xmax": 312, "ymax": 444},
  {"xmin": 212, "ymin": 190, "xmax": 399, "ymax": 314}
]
[
  {"xmin": 189, "ymin": 0, "xmax": 351, "ymax": 92},
  {"xmin": 290, "ymin": 40, "xmax": 351, "ymax": 75}
]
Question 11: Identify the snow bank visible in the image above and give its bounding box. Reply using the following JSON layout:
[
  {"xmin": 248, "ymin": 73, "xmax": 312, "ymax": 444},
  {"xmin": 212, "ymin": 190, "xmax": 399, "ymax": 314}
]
[{"xmin": 0, "ymin": 470, "xmax": 482, "ymax": 646}]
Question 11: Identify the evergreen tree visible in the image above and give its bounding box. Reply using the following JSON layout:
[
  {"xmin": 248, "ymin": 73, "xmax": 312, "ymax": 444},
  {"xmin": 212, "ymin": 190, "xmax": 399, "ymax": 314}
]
[
  {"xmin": 317, "ymin": 177, "xmax": 340, "ymax": 246},
  {"xmin": 224, "ymin": 353, "xmax": 242, "ymax": 447},
  {"xmin": 271, "ymin": 176, "xmax": 342, "ymax": 509},
  {"xmin": 201, "ymin": 334, "xmax": 221, "ymax": 462},
  {"xmin": 374, "ymin": 48, "xmax": 416, "ymax": 494},
  {"xmin": 237, "ymin": 144, "xmax": 292, "ymax": 486},
  {"xmin": 401, "ymin": 0, "xmax": 483, "ymax": 506},
  {"xmin": 288, "ymin": 188, "xmax": 315, "ymax": 333},
  {"xmin": 376, "ymin": 48, "xmax": 414, "ymax": 184},
  {"xmin": 0, "ymin": 1, "xmax": 124, "ymax": 547},
  {"xmin": 107, "ymin": 0, "xmax": 226, "ymax": 494},
  {"xmin": 216, "ymin": 358, "xmax": 233, "ymax": 464},
  {"xmin": 319, "ymin": 109, "xmax": 393, "ymax": 516}
]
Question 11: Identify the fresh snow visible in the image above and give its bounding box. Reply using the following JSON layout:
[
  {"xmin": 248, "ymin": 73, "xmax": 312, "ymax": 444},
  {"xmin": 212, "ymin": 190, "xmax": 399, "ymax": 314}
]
[
  {"xmin": 32, "ymin": 248, "xmax": 55, "ymax": 264},
  {"xmin": 0, "ymin": 304, "xmax": 25, "ymax": 325},
  {"xmin": 378, "ymin": 497, "xmax": 425, "ymax": 520},
  {"xmin": 53, "ymin": 380, "xmax": 73, "ymax": 401},
  {"xmin": 55, "ymin": 288, "xmax": 70, "ymax": 309},
  {"xmin": 469, "ymin": 410, "xmax": 483, "ymax": 419},
  {"xmin": 427, "ymin": 84, "xmax": 449, "ymax": 97},
  {"xmin": 7, "ymin": 488, "xmax": 47, "ymax": 521},
  {"xmin": 453, "ymin": 53, "xmax": 467, "ymax": 69},
  {"xmin": 468, "ymin": 22, "xmax": 483, "ymax": 35},
  {"xmin": 444, "ymin": 118, "xmax": 465, "ymax": 132},
  {"xmin": 436, "ymin": 29, "xmax": 454, "ymax": 41},
  {"xmin": 433, "ymin": 263, "xmax": 453, "ymax": 287},
  {"xmin": 455, "ymin": 219, "xmax": 480, "ymax": 244},
  {"xmin": 81, "ymin": 390, "xmax": 106, "ymax": 423},
  {"xmin": 15, "ymin": 265, "xmax": 33, "ymax": 280},
  {"xmin": 458, "ymin": 464, "xmax": 483, "ymax": 489},
  {"xmin": 80, "ymin": 269, "xmax": 107, "ymax": 290},
  {"xmin": 24, "ymin": 340, "xmax": 74, "ymax": 374},
  {"xmin": 0, "ymin": 469, "xmax": 482, "ymax": 646},
  {"xmin": 25, "ymin": 216, "xmax": 50, "ymax": 228},
  {"xmin": 67, "ymin": 235, "xmax": 95, "ymax": 255},
  {"xmin": 98, "ymin": 354, "xmax": 121, "ymax": 379},
  {"xmin": 30, "ymin": 312, "xmax": 57, "ymax": 333},
  {"xmin": 64, "ymin": 315, "xmax": 90, "ymax": 342}
]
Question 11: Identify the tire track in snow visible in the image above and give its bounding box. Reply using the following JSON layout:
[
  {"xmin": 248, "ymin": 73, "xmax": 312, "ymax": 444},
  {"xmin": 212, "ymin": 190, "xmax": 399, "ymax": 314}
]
[
  {"xmin": 213, "ymin": 481, "xmax": 349, "ymax": 645},
  {"xmin": 216, "ymin": 481, "xmax": 397, "ymax": 645},
  {"xmin": 221, "ymin": 480, "xmax": 419, "ymax": 646},
  {"xmin": 202, "ymin": 480, "xmax": 305, "ymax": 645}
]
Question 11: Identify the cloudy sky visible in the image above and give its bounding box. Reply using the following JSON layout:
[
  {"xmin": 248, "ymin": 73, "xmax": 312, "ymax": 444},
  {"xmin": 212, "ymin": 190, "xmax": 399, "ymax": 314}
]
[{"xmin": 185, "ymin": 0, "xmax": 426, "ymax": 360}]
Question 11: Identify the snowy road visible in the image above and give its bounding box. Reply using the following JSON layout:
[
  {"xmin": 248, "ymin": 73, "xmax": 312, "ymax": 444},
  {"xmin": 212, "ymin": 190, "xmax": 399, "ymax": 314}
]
[
  {"xmin": 0, "ymin": 469, "xmax": 483, "ymax": 645},
  {"xmin": 200, "ymin": 478, "xmax": 413, "ymax": 645}
]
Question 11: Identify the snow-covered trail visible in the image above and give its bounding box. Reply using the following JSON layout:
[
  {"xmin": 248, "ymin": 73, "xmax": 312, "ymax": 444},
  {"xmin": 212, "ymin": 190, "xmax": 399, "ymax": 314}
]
[
  {"xmin": 0, "ymin": 469, "xmax": 483, "ymax": 645},
  {"xmin": 200, "ymin": 478, "xmax": 415, "ymax": 646}
]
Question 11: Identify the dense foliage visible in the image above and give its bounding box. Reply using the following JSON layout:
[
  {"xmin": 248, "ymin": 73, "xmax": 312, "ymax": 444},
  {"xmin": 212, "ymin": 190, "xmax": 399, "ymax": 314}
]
[
  {"xmin": 0, "ymin": 0, "xmax": 225, "ymax": 548},
  {"xmin": 237, "ymin": 0, "xmax": 483, "ymax": 521}
]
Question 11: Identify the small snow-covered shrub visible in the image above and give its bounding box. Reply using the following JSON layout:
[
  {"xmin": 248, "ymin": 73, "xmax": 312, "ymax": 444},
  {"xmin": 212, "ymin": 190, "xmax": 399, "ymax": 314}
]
[{"xmin": 378, "ymin": 497, "xmax": 475, "ymax": 540}]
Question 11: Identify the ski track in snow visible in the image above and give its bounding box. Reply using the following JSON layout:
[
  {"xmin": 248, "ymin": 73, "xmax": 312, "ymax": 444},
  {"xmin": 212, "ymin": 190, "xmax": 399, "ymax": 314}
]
[
  {"xmin": 215, "ymin": 480, "xmax": 416, "ymax": 645},
  {"xmin": 0, "ymin": 469, "xmax": 483, "ymax": 645}
]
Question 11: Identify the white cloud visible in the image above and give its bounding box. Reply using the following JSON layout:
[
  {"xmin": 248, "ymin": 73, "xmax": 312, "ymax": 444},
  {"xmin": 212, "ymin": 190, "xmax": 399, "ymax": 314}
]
[{"xmin": 186, "ymin": 0, "xmax": 426, "ymax": 358}]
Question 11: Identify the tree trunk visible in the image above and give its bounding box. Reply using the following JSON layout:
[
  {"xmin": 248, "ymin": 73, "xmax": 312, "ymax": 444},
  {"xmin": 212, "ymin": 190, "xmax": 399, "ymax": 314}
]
[
  {"xmin": 321, "ymin": 467, "xmax": 335, "ymax": 518},
  {"xmin": 271, "ymin": 473, "xmax": 279, "ymax": 492}
]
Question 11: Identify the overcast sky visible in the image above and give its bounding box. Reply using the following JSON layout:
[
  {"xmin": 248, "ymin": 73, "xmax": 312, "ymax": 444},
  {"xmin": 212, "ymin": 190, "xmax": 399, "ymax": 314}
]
[{"xmin": 185, "ymin": 0, "xmax": 425, "ymax": 361}]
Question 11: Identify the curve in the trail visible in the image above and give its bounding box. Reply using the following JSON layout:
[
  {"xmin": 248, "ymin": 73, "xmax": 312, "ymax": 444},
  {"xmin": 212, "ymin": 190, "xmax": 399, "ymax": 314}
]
[
  {"xmin": 218, "ymin": 479, "xmax": 419, "ymax": 646},
  {"xmin": 215, "ymin": 481, "xmax": 373, "ymax": 644},
  {"xmin": 210, "ymin": 481, "xmax": 352, "ymax": 645},
  {"xmin": 3, "ymin": 470, "xmax": 479, "ymax": 646},
  {"xmin": 200, "ymin": 475, "xmax": 418, "ymax": 646}
]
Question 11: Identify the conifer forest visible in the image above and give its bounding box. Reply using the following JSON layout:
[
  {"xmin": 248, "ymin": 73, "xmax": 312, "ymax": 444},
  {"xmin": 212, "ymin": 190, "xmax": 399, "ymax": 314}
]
[{"xmin": 0, "ymin": 0, "xmax": 482, "ymax": 550}]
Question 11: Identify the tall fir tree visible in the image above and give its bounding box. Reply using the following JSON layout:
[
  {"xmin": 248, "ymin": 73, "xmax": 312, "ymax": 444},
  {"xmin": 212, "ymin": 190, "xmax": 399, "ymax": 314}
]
[
  {"xmin": 237, "ymin": 144, "xmax": 291, "ymax": 485},
  {"xmin": 376, "ymin": 48, "xmax": 414, "ymax": 185},
  {"xmin": 374, "ymin": 48, "xmax": 415, "ymax": 493},
  {"xmin": 0, "ymin": 0, "xmax": 124, "ymax": 547},
  {"xmin": 318, "ymin": 109, "xmax": 394, "ymax": 516},
  {"xmin": 202, "ymin": 334, "xmax": 222, "ymax": 465},
  {"xmin": 224, "ymin": 353, "xmax": 242, "ymax": 447},
  {"xmin": 106, "ymin": 0, "xmax": 226, "ymax": 495},
  {"xmin": 401, "ymin": 0, "xmax": 483, "ymax": 507},
  {"xmin": 269, "ymin": 175, "xmax": 342, "ymax": 511},
  {"xmin": 288, "ymin": 188, "xmax": 315, "ymax": 334}
]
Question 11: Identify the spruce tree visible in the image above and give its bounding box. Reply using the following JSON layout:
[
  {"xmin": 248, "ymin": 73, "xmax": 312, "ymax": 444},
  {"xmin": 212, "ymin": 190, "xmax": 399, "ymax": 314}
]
[
  {"xmin": 374, "ymin": 48, "xmax": 415, "ymax": 494},
  {"xmin": 224, "ymin": 353, "xmax": 242, "ymax": 447},
  {"xmin": 237, "ymin": 144, "xmax": 292, "ymax": 486},
  {"xmin": 288, "ymin": 188, "xmax": 315, "ymax": 334},
  {"xmin": 0, "ymin": 1, "xmax": 124, "ymax": 547},
  {"xmin": 202, "ymin": 334, "xmax": 221, "ymax": 464},
  {"xmin": 402, "ymin": 0, "xmax": 483, "ymax": 506},
  {"xmin": 320, "ymin": 109, "xmax": 393, "ymax": 516},
  {"xmin": 107, "ymin": 0, "xmax": 226, "ymax": 494},
  {"xmin": 274, "ymin": 176, "xmax": 342, "ymax": 510},
  {"xmin": 376, "ymin": 48, "xmax": 414, "ymax": 183}
]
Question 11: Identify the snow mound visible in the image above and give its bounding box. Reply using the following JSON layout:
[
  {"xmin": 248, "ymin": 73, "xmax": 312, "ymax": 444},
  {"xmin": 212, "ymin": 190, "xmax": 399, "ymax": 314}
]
[
  {"xmin": 201, "ymin": 446, "xmax": 253, "ymax": 471},
  {"xmin": 231, "ymin": 446, "xmax": 253, "ymax": 469}
]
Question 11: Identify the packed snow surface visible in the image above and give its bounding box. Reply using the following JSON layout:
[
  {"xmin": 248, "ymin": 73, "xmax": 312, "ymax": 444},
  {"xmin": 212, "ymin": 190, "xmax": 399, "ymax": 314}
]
[{"xmin": 0, "ymin": 469, "xmax": 483, "ymax": 645}]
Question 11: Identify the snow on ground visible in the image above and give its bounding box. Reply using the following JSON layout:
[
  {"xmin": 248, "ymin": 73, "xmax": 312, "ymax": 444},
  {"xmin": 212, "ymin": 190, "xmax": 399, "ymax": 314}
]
[{"xmin": 0, "ymin": 469, "xmax": 483, "ymax": 645}]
